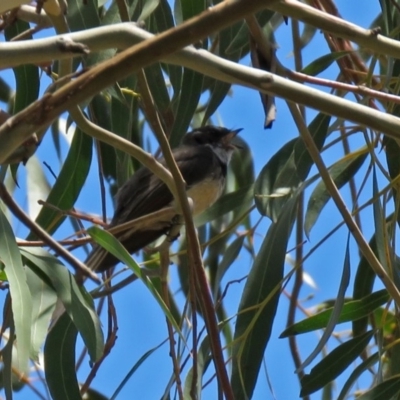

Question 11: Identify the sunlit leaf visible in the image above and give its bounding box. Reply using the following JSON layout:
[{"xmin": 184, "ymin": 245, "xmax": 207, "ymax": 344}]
[
  {"xmin": 281, "ymin": 289, "xmax": 389, "ymax": 337},
  {"xmin": 26, "ymin": 268, "xmax": 57, "ymax": 361},
  {"xmin": 27, "ymin": 128, "xmax": 92, "ymax": 238},
  {"xmin": 21, "ymin": 247, "xmax": 104, "ymax": 362},
  {"xmin": 0, "ymin": 209, "xmax": 32, "ymax": 375}
]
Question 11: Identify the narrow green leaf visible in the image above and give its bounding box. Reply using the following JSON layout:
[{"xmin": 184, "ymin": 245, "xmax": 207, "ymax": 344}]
[
  {"xmin": 337, "ymin": 351, "xmax": 380, "ymax": 400},
  {"xmin": 300, "ymin": 24, "xmax": 317, "ymax": 49},
  {"xmin": 66, "ymin": 0, "xmax": 100, "ymax": 32},
  {"xmin": 150, "ymin": 0, "xmax": 182, "ymax": 102},
  {"xmin": 111, "ymin": 339, "xmax": 166, "ymax": 400},
  {"xmin": 169, "ymin": 69, "xmax": 204, "ymax": 147},
  {"xmin": 352, "ymin": 221, "xmax": 392, "ymax": 335},
  {"xmin": 180, "ymin": 0, "xmax": 205, "ymax": 20},
  {"xmin": 150, "ymin": 0, "xmax": 175, "ymax": 32},
  {"xmin": 44, "ymin": 312, "xmax": 81, "ymax": 400},
  {"xmin": 385, "ymin": 137, "xmax": 400, "ymax": 227},
  {"xmin": 138, "ymin": 0, "xmax": 160, "ymax": 21},
  {"xmin": 305, "ymin": 150, "xmax": 368, "ymax": 236},
  {"xmin": 298, "ymin": 237, "xmax": 351, "ymax": 372},
  {"xmin": 355, "ymin": 376, "xmax": 400, "ymax": 400},
  {"xmin": 372, "ymin": 168, "xmax": 389, "ymax": 271},
  {"xmin": 0, "ymin": 295, "xmax": 22, "ymax": 395},
  {"xmin": 26, "ymin": 155, "xmax": 50, "ymax": 220},
  {"xmin": 21, "ymin": 247, "xmax": 104, "ymax": 362},
  {"xmin": 255, "ymin": 113, "xmax": 330, "ymax": 219},
  {"xmin": 4, "ymin": 20, "xmax": 39, "ymax": 115},
  {"xmin": 225, "ymin": 10, "xmax": 275, "ymax": 55},
  {"xmin": 144, "ymin": 63, "xmax": 171, "ymax": 114},
  {"xmin": 300, "ymin": 331, "xmax": 374, "ymax": 396},
  {"xmin": 183, "ymin": 336, "xmax": 211, "ymax": 400},
  {"xmin": 87, "ymin": 227, "xmax": 182, "ymax": 336},
  {"xmin": 301, "ymin": 51, "xmax": 354, "ymax": 76},
  {"xmin": 26, "ymin": 268, "xmax": 57, "ymax": 361},
  {"xmin": 231, "ymin": 194, "xmax": 298, "ymax": 399},
  {"xmin": 281, "ymin": 289, "xmax": 389, "ymax": 337},
  {"xmin": 0, "ymin": 209, "xmax": 32, "ymax": 374},
  {"xmin": 27, "ymin": 127, "xmax": 92, "ymax": 238},
  {"xmin": 0, "ymin": 76, "xmax": 12, "ymax": 103},
  {"xmin": 202, "ymin": 81, "xmax": 231, "ymax": 124}
]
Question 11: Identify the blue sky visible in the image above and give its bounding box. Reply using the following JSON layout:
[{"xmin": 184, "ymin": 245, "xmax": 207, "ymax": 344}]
[{"xmin": 0, "ymin": 1, "xmax": 385, "ymax": 399}]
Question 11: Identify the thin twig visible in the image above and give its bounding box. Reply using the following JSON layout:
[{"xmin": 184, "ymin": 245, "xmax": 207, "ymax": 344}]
[
  {"xmin": 287, "ymin": 102, "xmax": 400, "ymax": 307},
  {"xmin": 0, "ymin": 183, "xmax": 100, "ymax": 282},
  {"xmin": 160, "ymin": 250, "xmax": 184, "ymax": 400}
]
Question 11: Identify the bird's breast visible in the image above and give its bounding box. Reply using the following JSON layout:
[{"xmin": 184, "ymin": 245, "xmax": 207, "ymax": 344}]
[{"xmin": 185, "ymin": 177, "xmax": 225, "ymax": 215}]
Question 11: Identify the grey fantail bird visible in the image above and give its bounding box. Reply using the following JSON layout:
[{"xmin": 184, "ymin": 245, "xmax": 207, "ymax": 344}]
[{"xmin": 86, "ymin": 125, "xmax": 242, "ymax": 272}]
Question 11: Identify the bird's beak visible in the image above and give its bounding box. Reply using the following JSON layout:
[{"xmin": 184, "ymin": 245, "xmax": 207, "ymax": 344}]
[{"xmin": 223, "ymin": 128, "xmax": 243, "ymax": 149}]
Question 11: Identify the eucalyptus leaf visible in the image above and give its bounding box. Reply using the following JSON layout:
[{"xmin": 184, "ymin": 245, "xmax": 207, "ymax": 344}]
[
  {"xmin": 44, "ymin": 312, "xmax": 81, "ymax": 400},
  {"xmin": 300, "ymin": 331, "xmax": 374, "ymax": 396},
  {"xmin": 0, "ymin": 209, "xmax": 32, "ymax": 375},
  {"xmin": 231, "ymin": 193, "xmax": 299, "ymax": 399},
  {"xmin": 305, "ymin": 150, "xmax": 368, "ymax": 236}
]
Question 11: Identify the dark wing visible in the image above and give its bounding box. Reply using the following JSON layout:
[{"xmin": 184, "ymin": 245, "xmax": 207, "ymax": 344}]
[
  {"xmin": 111, "ymin": 144, "xmax": 221, "ymax": 226},
  {"xmin": 86, "ymin": 144, "xmax": 221, "ymax": 271},
  {"xmin": 110, "ymin": 165, "xmax": 174, "ymax": 227}
]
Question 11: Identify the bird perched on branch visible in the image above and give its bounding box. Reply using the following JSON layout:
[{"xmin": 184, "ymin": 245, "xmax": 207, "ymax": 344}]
[{"xmin": 86, "ymin": 125, "xmax": 242, "ymax": 272}]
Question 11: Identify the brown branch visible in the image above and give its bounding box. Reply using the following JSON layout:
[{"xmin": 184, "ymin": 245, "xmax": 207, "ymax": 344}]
[{"xmin": 0, "ymin": 0, "xmax": 273, "ymax": 166}]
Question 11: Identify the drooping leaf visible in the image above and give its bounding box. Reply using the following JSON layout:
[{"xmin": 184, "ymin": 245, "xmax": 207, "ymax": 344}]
[
  {"xmin": 21, "ymin": 247, "xmax": 104, "ymax": 362},
  {"xmin": 300, "ymin": 331, "xmax": 374, "ymax": 396},
  {"xmin": 231, "ymin": 193, "xmax": 298, "ymax": 399},
  {"xmin": 353, "ymin": 376, "xmax": 400, "ymax": 400},
  {"xmin": 25, "ymin": 155, "xmax": 50, "ymax": 220},
  {"xmin": 27, "ymin": 127, "xmax": 92, "ymax": 238},
  {"xmin": 4, "ymin": 20, "xmax": 40, "ymax": 115},
  {"xmin": 111, "ymin": 339, "xmax": 166, "ymax": 400},
  {"xmin": 298, "ymin": 236, "xmax": 351, "ymax": 372},
  {"xmin": 302, "ymin": 51, "xmax": 354, "ymax": 76},
  {"xmin": 66, "ymin": 0, "xmax": 100, "ymax": 32},
  {"xmin": 0, "ymin": 208, "xmax": 32, "ymax": 375},
  {"xmin": 183, "ymin": 336, "xmax": 211, "ymax": 400},
  {"xmin": 305, "ymin": 150, "xmax": 368, "ymax": 236},
  {"xmin": 44, "ymin": 312, "xmax": 81, "ymax": 400},
  {"xmin": 281, "ymin": 289, "xmax": 389, "ymax": 337},
  {"xmin": 87, "ymin": 226, "xmax": 182, "ymax": 335},
  {"xmin": 138, "ymin": 0, "xmax": 160, "ymax": 21},
  {"xmin": 225, "ymin": 9, "xmax": 275, "ymax": 55},
  {"xmin": 255, "ymin": 113, "xmax": 330, "ymax": 219},
  {"xmin": 25, "ymin": 268, "xmax": 57, "ymax": 361},
  {"xmin": 169, "ymin": 69, "xmax": 204, "ymax": 147},
  {"xmin": 352, "ymin": 225, "xmax": 388, "ymax": 336},
  {"xmin": 337, "ymin": 351, "xmax": 380, "ymax": 400}
]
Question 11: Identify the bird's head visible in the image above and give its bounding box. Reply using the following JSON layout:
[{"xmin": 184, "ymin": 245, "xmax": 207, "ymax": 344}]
[{"xmin": 182, "ymin": 126, "xmax": 242, "ymax": 151}]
